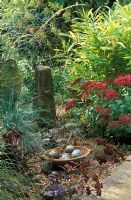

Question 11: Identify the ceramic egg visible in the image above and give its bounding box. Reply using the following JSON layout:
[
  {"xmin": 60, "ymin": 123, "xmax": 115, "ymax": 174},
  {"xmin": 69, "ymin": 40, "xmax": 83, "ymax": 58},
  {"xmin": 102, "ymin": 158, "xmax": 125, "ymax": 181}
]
[
  {"xmin": 61, "ymin": 153, "xmax": 70, "ymax": 160},
  {"xmin": 65, "ymin": 145, "xmax": 74, "ymax": 153},
  {"xmin": 49, "ymin": 150, "xmax": 60, "ymax": 159},
  {"xmin": 71, "ymin": 149, "xmax": 81, "ymax": 158}
]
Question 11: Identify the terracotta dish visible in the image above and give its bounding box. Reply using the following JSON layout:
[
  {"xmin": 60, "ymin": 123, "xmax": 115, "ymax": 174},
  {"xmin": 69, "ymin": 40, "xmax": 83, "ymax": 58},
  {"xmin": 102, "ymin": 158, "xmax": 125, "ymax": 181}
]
[{"xmin": 43, "ymin": 146, "xmax": 91, "ymax": 165}]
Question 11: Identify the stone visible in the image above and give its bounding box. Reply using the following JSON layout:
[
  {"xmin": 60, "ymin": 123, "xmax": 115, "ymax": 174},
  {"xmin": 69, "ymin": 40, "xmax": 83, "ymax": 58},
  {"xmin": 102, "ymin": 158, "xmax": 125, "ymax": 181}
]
[
  {"xmin": 43, "ymin": 138, "xmax": 50, "ymax": 142},
  {"xmin": 65, "ymin": 145, "xmax": 74, "ymax": 153},
  {"xmin": 61, "ymin": 153, "xmax": 70, "ymax": 160},
  {"xmin": 64, "ymin": 123, "xmax": 78, "ymax": 130},
  {"xmin": 55, "ymin": 120, "xmax": 62, "ymax": 128},
  {"xmin": 34, "ymin": 66, "xmax": 56, "ymax": 128},
  {"xmin": 56, "ymin": 138, "xmax": 65, "ymax": 144},
  {"xmin": 0, "ymin": 59, "xmax": 21, "ymax": 110},
  {"xmin": 71, "ymin": 149, "xmax": 81, "ymax": 158},
  {"xmin": 126, "ymin": 155, "xmax": 131, "ymax": 161},
  {"xmin": 49, "ymin": 150, "xmax": 60, "ymax": 158}
]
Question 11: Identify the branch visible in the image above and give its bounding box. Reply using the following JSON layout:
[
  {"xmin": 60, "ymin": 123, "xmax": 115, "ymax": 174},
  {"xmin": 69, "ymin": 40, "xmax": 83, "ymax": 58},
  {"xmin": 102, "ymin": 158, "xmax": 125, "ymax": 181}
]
[{"xmin": 37, "ymin": 3, "xmax": 86, "ymax": 33}]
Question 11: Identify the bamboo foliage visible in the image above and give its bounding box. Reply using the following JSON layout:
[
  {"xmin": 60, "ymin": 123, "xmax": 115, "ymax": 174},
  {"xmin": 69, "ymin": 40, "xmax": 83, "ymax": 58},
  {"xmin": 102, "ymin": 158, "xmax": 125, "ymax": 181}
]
[{"xmin": 62, "ymin": 3, "xmax": 131, "ymax": 80}]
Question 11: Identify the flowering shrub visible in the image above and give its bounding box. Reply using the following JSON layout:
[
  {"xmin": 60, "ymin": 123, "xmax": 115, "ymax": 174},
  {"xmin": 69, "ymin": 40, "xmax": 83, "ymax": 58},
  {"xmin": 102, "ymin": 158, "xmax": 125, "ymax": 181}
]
[
  {"xmin": 107, "ymin": 114, "xmax": 131, "ymax": 138},
  {"xmin": 102, "ymin": 89, "xmax": 120, "ymax": 101},
  {"xmin": 65, "ymin": 74, "xmax": 131, "ymax": 141},
  {"xmin": 114, "ymin": 75, "xmax": 131, "ymax": 86}
]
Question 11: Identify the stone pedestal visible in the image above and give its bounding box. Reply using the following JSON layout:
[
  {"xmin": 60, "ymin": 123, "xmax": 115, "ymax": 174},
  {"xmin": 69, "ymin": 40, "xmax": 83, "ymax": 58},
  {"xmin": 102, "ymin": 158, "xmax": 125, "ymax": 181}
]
[{"xmin": 35, "ymin": 66, "xmax": 56, "ymax": 128}]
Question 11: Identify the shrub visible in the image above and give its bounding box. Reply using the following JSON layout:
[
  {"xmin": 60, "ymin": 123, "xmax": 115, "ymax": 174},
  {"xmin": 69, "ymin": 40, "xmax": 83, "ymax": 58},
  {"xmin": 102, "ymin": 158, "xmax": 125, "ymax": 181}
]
[
  {"xmin": 92, "ymin": 139, "xmax": 125, "ymax": 164},
  {"xmin": 65, "ymin": 74, "xmax": 131, "ymax": 140},
  {"xmin": 62, "ymin": 3, "xmax": 131, "ymax": 81}
]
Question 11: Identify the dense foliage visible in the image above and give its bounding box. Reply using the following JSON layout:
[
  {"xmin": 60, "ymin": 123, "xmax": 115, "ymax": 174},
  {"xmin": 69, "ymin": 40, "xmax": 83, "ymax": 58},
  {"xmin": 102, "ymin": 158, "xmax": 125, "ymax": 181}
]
[
  {"xmin": 60, "ymin": 3, "xmax": 131, "ymax": 80},
  {"xmin": 64, "ymin": 3, "xmax": 131, "ymax": 140},
  {"xmin": 0, "ymin": 0, "xmax": 131, "ymax": 199}
]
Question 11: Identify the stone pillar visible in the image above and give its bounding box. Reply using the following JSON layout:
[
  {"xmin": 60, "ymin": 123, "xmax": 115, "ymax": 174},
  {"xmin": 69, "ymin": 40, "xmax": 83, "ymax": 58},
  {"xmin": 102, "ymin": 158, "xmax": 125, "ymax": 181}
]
[
  {"xmin": 0, "ymin": 59, "xmax": 21, "ymax": 111},
  {"xmin": 35, "ymin": 66, "xmax": 56, "ymax": 128}
]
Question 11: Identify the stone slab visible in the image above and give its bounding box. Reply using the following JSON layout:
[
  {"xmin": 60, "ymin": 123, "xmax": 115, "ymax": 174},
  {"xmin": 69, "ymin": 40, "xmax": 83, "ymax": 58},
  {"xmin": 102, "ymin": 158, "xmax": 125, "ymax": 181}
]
[{"xmin": 126, "ymin": 155, "xmax": 131, "ymax": 161}]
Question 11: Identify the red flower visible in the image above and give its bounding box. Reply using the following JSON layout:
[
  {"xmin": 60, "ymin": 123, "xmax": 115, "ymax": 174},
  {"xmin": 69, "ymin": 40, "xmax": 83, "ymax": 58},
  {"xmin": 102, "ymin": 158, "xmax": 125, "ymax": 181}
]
[
  {"xmin": 118, "ymin": 114, "xmax": 131, "ymax": 126},
  {"xmin": 114, "ymin": 74, "xmax": 131, "ymax": 86},
  {"xmin": 80, "ymin": 81, "xmax": 92, "ymax": 90},
  {"xmin": 65, "ymin": 98, "xmax": 77, "ymax": 111},
  {"xmin": 87, "ymin": 81, "xmax": 106, "ymax": 93},
  {"xmin": 103, "ymin": 89, "xmax": 120, "ymax": 101},
  {"xmin": 107, "ymin": 121, "xmax": 119, "ymax": 129},
  {"xmin": 108, "ymin": 114, "xmax": 131, "ymax": 129},
  {"xmin": 81, "ymin": 92, "xmax": 88, "ymax": 100}
]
